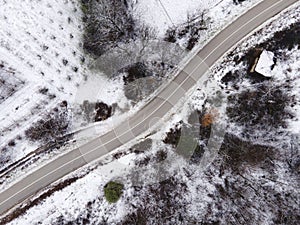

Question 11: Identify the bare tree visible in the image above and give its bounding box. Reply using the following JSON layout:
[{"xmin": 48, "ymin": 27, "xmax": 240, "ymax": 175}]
[{"xmin": 82, "ymin": 0, "xmax": 136, "ymax": 57}]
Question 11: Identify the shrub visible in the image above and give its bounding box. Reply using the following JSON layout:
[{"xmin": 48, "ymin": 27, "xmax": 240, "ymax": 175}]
[
  {"xmin": 155, "ymin": 150, "xmax": 167, "ymax": 162},
  {"xmin": 80, "ymin": 100, "xmax": 113, "ymax": 122},
  {"xmin": 94, "ymin": 102, "xmax": 112, "ymax": 122},
  {"xmin": 201, "ymin": 109, "xmax": 219, "ymax": 127},
  {"xmin": 219, "ymin": 134, "xmax": 275, "ymax": 173},
  {"xmin": 233, "ymin": 0, "xmax": 247, "ymax": 4},
  {"xmin": 7, "ymin": 140, "xmax": 16, "ymax": 147},
  {"xmin": 25, "ymin": 102, "xmax": 69, "ymax": 143},
  {"xmin": 104, "ymin": 181, "xmax": 124, "ymax": 203},
  {"xmin": 120, "ymin": 177, "xmax": 188, "ymax": 224},
  {"xmin": 122, "ymin": 62, "xmax": 151, "ymax": 84},
  {"xmin": 164, "ymin": 10, "xmax": 208, "ymax": 50},
  {"xmin": 227, "ymin": 83, "xmax": 294, "ymax": 134},
  {"xmin": 163, "ymin": 123, "xmax": 182, "ymax": 146}
]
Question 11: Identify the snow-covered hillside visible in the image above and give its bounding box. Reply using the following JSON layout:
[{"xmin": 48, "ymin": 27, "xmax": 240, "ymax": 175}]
[{"xmin": 2, "ymin": 1, "xmax": 299, "ymax": 225}]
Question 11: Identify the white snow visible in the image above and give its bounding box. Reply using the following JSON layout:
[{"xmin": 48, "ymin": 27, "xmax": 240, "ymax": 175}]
[
  {"xmin": 255, "ymin": 50, "xmax": 275, "ymax": 77},
  {"xmin": 0, "ymin": 0, "xmax": 86, "ymax": 157},
  {"xmin": 134, "ymin": 0, "xmax": 214, "ymax": 36},
  {"xmin": 134, "ymin": 0, "xmax": 263, "ymax": 36},
  {"xmin": 0, "ymin": 0, "xmax": 129, "ymax": 166},
  {"xmin": 0, "ymin": 0, "xmax": 264, "ymax": 167},
  {"xmin": 3, "ymin": 0, "xmax": 300, "ymax": 224},
  {"xmin": 6, "ymin": 148, "xmax": 136, "ymax": 225},
  {"xmin": 271, "ymin": 47, "xmax": 300, "ymax": 134}
]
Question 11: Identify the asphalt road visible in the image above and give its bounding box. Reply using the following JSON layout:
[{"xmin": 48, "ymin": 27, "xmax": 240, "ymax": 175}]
[{"xmin": 0, "ymin": 0, "xmax": 298, "ymax": 217}]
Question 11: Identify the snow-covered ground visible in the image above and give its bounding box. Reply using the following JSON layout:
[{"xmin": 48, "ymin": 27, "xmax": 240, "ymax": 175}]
[
  {"xmin": 212, "ymin": 1, "xmax": 300, "ymax": 137},
  {"xmin": 0, "ymin": 0, "xmax": 264, "ymax": 174},
  {"xmin": 134, "ymin": 0, "xmax": 262, "ymax": 36},
  {"xmin": 0, "ymin": 0, "xmax": 128, "ymax": 168},
  {"xmin": 4, "ymin": 1, "xmax": 300, "ymax": 224},
  {"xmin": 262, "ymin": 47, "xmax": 300, "ymax": 133}
]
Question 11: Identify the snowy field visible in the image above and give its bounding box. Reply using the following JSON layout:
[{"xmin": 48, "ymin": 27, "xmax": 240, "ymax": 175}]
[
  {"xmin": 3, "ymin": 1, "xmax": 299, "ymax": 224},
  {"xmin": 0, "ymin": 0, "xmax": 128, "ymax": 169}
]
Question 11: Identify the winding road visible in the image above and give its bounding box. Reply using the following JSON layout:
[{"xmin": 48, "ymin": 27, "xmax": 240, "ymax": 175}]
[{"xmin": 0, "ymin": 0, "xmax": 298, "ymax": 217}]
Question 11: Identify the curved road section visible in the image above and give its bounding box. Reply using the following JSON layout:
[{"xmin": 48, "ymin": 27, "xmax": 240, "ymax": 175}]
[{"xmin": 0, "ymin": 0, "xmax": 298, "ymax": 216}]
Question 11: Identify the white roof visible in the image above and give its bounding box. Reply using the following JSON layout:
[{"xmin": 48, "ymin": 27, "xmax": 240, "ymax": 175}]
[{"xmin": 255, "ymin": 50, "xmax": 275, "ymax": 77}]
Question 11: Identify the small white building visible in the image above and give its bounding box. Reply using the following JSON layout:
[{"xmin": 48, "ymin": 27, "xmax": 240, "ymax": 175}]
[{"xmin": 254, "ymin": 50, "xmax": 275, "ymax": 77}]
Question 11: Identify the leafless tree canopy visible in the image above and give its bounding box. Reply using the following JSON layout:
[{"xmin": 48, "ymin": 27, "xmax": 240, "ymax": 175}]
[{"xmin": 82, "ymin": 0, "xmax": 136, "ymax": 57}]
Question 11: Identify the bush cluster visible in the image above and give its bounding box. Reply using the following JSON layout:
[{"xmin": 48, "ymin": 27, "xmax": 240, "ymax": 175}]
[
  {"xmin": 104, "ymin": 181, "xmax": 124, "ymax": 203},
  {"xmin": 25, "ymin": 102, "xmax": 69, "ymax": 143},
  {"xmin": 164, "ymin": 11, "xmax": 208, "ymax": 50}
]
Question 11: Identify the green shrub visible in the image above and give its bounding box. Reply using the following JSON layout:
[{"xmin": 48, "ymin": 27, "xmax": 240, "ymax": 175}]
[{"xmin": 104, "ymin": 181, "xmax": 124, "ymax": 203}]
